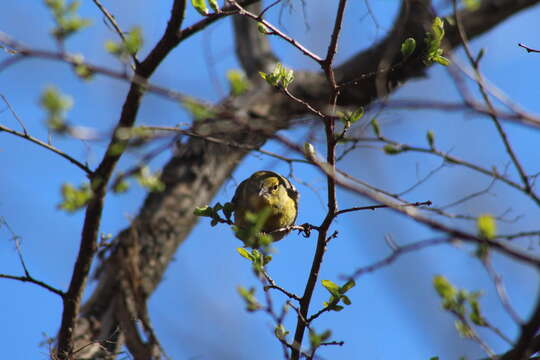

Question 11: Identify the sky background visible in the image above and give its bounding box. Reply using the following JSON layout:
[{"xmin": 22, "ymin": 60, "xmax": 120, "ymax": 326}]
[{"xmin": 1, "ymin": 1, "xmax": 540, "ymax": 359}]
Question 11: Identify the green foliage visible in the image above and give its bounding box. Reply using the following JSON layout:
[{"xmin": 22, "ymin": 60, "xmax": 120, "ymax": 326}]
[
  {"xmin": 426, "ymin": 130, "xmax": 435, "ymax": 148},
  {"xmin": 469, "ymin": 293, "xmax": 487, "ymax": 326},
  {"xmin": 236, "ymin": 248, "xmax": 272, "ymax": 275},
  {"xmin": 112, "ymin": 179, "xmax": 130, "ymax": 193},
  {"xmin": 337, "ymin": 107, "xmax": 364, "ymax": 127},
  {"xmin": 433, "ymin": 275, "xmax": 457, "ymax": 304},
  {"xmin": 40, "ymin": 86, "xmax": 73, "ymax": 133},
  {"xmin": 475, "ymin": 214, "xmax": 495, "ymax": 260},
  {"xmin": 105, "ymin": 27, "xmax": 143, "ymax": 59},
  {"xmin": 73, "ymin": 63, "xmax": 93, "ymax": 80},
  {"xmin": 257, "ymin": 23, "xmax": 271, "ymax": 35},
  {"xmin": 424, "ymin": 17, "xmax": 450, "ymax": 66},
  {"xmin": 474, "ymin": 48, "xmax": 485, "ymax": 66},
  {"xmin": 259, "ymin": 63, "xmax": 294, "ymax": 89},
  {"xmin": 309, "ymin": 329, "xmax": 332, "ymax": 349},
  {"xmin": 107, "ymin": 142, "xmax": 127, "ymax": 156},
  {"xmin": 124, "ymin": 28, "xmax": 144, "ymax": 55},
  {"xmin": 454, "ymin": 320, "xmax": 474, "ymax": 338},
  {"xmin": 135, "ymin": 166, "xmax": 165, "ymax": 192},
  {"xmin": 462, "ymin": 0, "xmax": 481, "ymax": 11},
  {"xmin": 400, "ymin": 37, "xmax": 416, "ymax": 59},
  {"xmin": 58, "ymin": 182, "xmax": 93, "ymax": 212},
  {"xmin": 236, "ymin": 247, "xmax": 252, "ymax": 260},
  {"xmin": 234, "ymin": 208, "xmax": 274, "ymax": 248},
  {"xmin": 44, "ymin": 0, "xmax": 90, "ymax": 41},
  {"xmin": 433, "ymin": 276, "xmax": 487, "ymax": 336},
  {"xmin": 71, "ymin": 54, "xmax": 94, "ymax": 80},
  {"xmin": 194, "ymin": 202, "xmax": 234, "ymax": 226},
  {"xmin": 475, "ymin": 242, "xmax": 489, "ymax": 260},
  {"xmin": 321, "ymin": 279, "xmax": 356, "ymax": 312},
  {"xmin": 476, "ymin": 214, "xmax": 496, "ymax": 240},
  {"xmin": 227, "ymin": 70, "xmax": 249, "ymax": 96},
  {"xmin": 237, "ymin": 286, "xmax": 261, "ymax": 312},
  {"xmin": 191, "ymin": 0, "xmax": 220, "ymax": 15},
  {"xmin": 115, "ymin": 126, "xmax": 153, "ymax": 141},
  {"xmin": 303, "ymin": 142, "xmax": 316, "ymax": 161},
  {"xmin": 181, "ymin": 97, "xmax": 216, "ymax": 121},
  {"xmin": 371, "ymin": 119, "xmax": 381, "ymax": 137},
  {"xmin": 191, "ymin": 0, "xmax": 209, "ymax": 15},
  {"xmin": 383, "ymin": 144, "xmax": 403, "ymax": 155},
  {"xmin": 274, "ymin": 324, "xmax": 289, "ymax": 340},
  {"xmin": 208, "ymin": 0, "xmax": 219, "ymax": 12},
  {"xmin": 194, "ymin": 205, "xmax": 212, "ymax": 216}
]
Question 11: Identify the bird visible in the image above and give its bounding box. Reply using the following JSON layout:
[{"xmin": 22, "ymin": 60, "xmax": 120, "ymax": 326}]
[{"xmin": 231, "ymin": 170, "xmax": 299, "ymax": 246}]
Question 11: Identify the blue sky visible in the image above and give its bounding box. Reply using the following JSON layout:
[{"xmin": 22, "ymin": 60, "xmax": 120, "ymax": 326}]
[{"xmin": 1, "ymin": 1, "xmax": 540, "ymax": 359}]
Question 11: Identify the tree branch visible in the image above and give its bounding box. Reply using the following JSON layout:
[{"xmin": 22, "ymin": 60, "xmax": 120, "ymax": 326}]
[
  {"xmin": 0, "ymin": 123, "xmax": 92, "ymax": 175},
  {"xmin": 69, "ymin": 1, "xmax": 540, "ymax": 358},
  {"xmin": 55, "ymin": 1, "xmax": 188, "ymax": 358}
]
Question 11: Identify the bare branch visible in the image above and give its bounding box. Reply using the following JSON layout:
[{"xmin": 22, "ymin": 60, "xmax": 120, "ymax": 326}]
[
  {"xmin": 335, "ymin": 200, "xmax": 432, "ymax": 217},
  {"xmin": 320, "ymin": 0, "xmax": 347, "ymax": 90},
  {"xmin": 229, "ymin": 0, "xmax": 323, "ymax": 63},
  {"xmin": 55, "ymin": 1, "xmax": 189, "ymax": 357},
  {"xmin": 0, "ymin": 123, "xmax": 92, "ymax": 175},
  {"xmin": 0, "ymin": 217, "xmax": 64, "ymax": 297},
  {"xmin": 272, "ymin": 133, "xmax": 540, "ymax": 268},
  {"xmin": 347, "ymin": 237, "xmax": 450, "ymax": 279},
  {"xmin": 0, "ymin": 273, "xmax": 64, "ymax": 297},
  {"xmin": 500, "ymin": 294, "xmax": 540, "ymax": 360},
  {"xmin": 232, "ymin": 2, "xmax": 279, "ymax": 77},
  {"xmin": 483, "ymin": 257, "xmax": 523, "ymax": 325},
  {"xmin": 518, "ymin": 42, "xmax": 540, "ymax": 53},
  {"xmin": 91, "ymin": 0, "xmax": 138, "ymax": 67},
  {"xmin": 452, "ymin": 0, "xmax": 534, "ymax": 198}
]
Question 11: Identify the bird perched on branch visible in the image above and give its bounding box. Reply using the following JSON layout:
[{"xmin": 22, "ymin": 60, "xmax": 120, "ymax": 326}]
[{"xmin": 232, "ymin": 170, "xmax": 299, "ymax": 246}]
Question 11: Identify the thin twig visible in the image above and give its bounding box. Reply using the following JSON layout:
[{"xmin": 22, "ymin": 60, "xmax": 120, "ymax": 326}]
[
  {"xmin": 321, "ymin": 0, "xmax": 347, "ymax": 88},
  {"xmin": 335, "ymin": 200, "xmax": 432, "ymax": 217},
  {"xmin": 518, "ymin": 43, "xmax": 540, "ymax": 53},
  {"xmin": 0, "ymin": 124, "xmax": 92, "ymax": 175},
  {"xmin": 272, "ymin": 133, "xmax": 540, "ymax": 268},
  {"xmin": 263, "ymin": 270, "xmax": 301, "ymax": 301},
  {"xmin": 55, "ymin": 1, "xmax": 189, "ymax": 357},
  {"xmin": 0, "ymin": 273, "xmax": 65, "ymax": 297},
  {"xmin": 482, "ymin": 257, "xmax": 523, "ymax": 325},
  {"xmin": 495, "ymin": 231, "xmax": 540, "ymax": 241},
  {"xmin": 228, "ymin": 0, "xmax": 323, "ymax": 63},
  {"xmin": 139, "ymin": 125, "xmax": 310, "ymax": 165},
  {"xmin": 381, "ymin": 98, "xmax": 540, "ymax": 129},
  {"xmin": 454, "ymin": 311, "xmax": 497, "ymax": 358},
  {"xmin": 347, "ymin": 237, "xmax": 450, "ymax": 279},
  {"xmin": 91, "ymin": 0, "xmax": 138, "ymax": 67},
  {"xmin": 0, "ymin": 94, "xmax": 27, "ymax": 134},
  {"xmin": 0, "ymin": 218, "xmax": 65, "ymax": 297},
  {"xmin": 345, "ymin": 134, "xmax": 540, "ymax": 206},
  {"xmin": 395, "ymin": 162, "xmax": 446, "ymax": 197},
  {"xmin": 483, "ymin": 319, "xmax": 514, "ymax": 346},
  {"xmin": 500, "ymin": 294, "xmax": 540, "ymax": 360},
  {"xmin": 453, "ymin": 0, "xmax": 533, "ymax": 198},
  {"xmin": 290, "ymin": 3, "xmax": 348, "ymax": 358},
  {"xmin": 0, "ymin": 32, "xmax": 191, "ymax": 104},
  {"xmin": 439, "ymin": 177, "xmax": 497, "ymax": 210}
]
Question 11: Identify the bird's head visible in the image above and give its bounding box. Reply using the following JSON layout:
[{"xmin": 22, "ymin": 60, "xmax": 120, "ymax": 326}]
[{"xmin": 258, "ymin": 176, "xmax": 281, "ymax": 200}]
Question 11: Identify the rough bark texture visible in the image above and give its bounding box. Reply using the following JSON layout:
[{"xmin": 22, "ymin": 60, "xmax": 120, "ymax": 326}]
[{"xmin": 69, "ymin": 0, "xmax": 540, "ymax": 358}]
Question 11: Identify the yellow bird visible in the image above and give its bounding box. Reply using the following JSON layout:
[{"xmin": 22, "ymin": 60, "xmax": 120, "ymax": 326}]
[{"xmin": 232, "ymin": 170, "xmax": 299, "ymax": 244}]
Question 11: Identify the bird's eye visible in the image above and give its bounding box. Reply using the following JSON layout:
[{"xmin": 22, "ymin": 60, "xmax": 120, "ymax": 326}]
[{"xmin": 272, "ymin": 185, "xmax": 279, "ymax": 191}]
